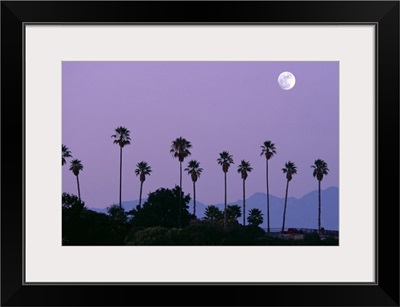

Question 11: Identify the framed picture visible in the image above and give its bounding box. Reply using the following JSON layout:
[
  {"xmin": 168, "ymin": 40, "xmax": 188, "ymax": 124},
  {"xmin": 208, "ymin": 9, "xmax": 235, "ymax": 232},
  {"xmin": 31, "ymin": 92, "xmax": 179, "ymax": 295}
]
[{"xmin": 2, "ymin": 1, "xmax": 399, "ymax": 306}]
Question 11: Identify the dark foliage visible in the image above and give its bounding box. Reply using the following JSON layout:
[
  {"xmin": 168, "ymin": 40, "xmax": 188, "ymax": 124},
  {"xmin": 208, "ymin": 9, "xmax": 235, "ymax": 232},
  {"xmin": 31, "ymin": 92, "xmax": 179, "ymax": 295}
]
[
  {"xmin": 303, "ymin": 232, "xmax": 322, "ymax": 244},
  {"xmin": 62, "ymin": 193, "xmax": 130, "ymax": 245},
  {"xmin": 126, "ymin": 227, "xmax": 182, "ymax": 245},
  {"xmin": 247, "ymin": 208, "xmax": 264, "ymax": 227},
  {"xmin": 220, "ymin": 225, "xmax": 266, "ymax": 245},
  {"xmin": 129, "ymin": 186, "xmax": 195, "ymax": 228},
  {"xmin": 62, "ymin": 191, "xmax": 338, "ymax": 246},
  {"xmin": 125, "ymin": 221, "xmax": 266, "ymax": 246},
  {"xmin": 178, "ymin": 220, "xmax": 224, "ymax": 245},
  {"xmin": 203, "ymin": 204, "xmax": 242, "ymax": 227}
]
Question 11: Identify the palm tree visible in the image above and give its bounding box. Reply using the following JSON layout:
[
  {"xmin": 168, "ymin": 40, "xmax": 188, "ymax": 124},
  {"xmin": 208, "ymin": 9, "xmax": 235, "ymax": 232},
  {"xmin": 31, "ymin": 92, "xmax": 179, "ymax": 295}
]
[
  {"xmin": 69, "ymin": 159, "xmax": 83, "ymax": 201},
  {"xmin": 184, "ymin": 160, "xmax": 203, "ymax": 216},
  {"xmin": 247, "ymin": 208, "xmax": 263, "ymax": 227},
  {"xmin": 311, "ymin": 159, "xmax": 329, "ymax": 233},
  {"xmin": 62, "ymin": 144, "xmax": 72, "ymax": 166},
  {"xmin": 260, "ymin": 140, "xmax": 276, "ymax": 232},
  {"xmin": 111, "ymin": 126, "xmax": 131, "ymax": 209},
  {"xmin": 134, "ymin": 161, "xmax": 152, "ymax": 208},
  {"xmin": 217, "ymin": 151, "xmax": 234, "ymax": 230},
  {"xmin": 226, "ymin": 204, "xmax": 242, "ymax": 225},
  {"xmin": 170, "ymin": 137, "xmax": 192, "ymax": 227},
  {"xmin": 204, "ymin": 205, "xmax": 223, "ymax": 223},
  {"xmin": 281, "ymin": 161, "xmax": 297, "ymax": 232},
  {"xmin": 237, "ymin": 160, "xmax": 253, "ymax": 226}
]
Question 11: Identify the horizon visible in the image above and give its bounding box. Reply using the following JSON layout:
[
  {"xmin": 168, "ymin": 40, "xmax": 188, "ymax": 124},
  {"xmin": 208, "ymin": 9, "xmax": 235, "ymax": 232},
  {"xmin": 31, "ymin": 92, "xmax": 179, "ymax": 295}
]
[
  {"xmin": 86, "ymin": 185, "xmax": 339, "ymax": 210},
  {"xmin": 85, "ymin": 185, "xmax": 339, "ymax": 231},
  {"xmin": 62, "ymin": 61, "xmax": 339, "ymax": 208}
]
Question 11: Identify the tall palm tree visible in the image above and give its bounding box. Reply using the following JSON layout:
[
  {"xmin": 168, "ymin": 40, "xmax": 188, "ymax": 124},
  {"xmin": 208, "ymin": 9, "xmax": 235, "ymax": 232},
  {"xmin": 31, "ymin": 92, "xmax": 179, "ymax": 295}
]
[
  {"xmin": 62, "ymin": 144, "xmax": 72, "ymax": 166},
  {"xmin": 260, "ymin": 140, "xmax": 276, "ymax": 232},
  {"xmin": 237, "ymin": 160, "xmax": 253, "ymax": 226},
  {"xmin": 111, "ymin": 126, "xmax": 131, "ymax": 209},
  {"xmin": 311, "ymin": 159, "xmax": 329, "ymax": 233},
  {"xmin": 134, "ymin": 161, "xmax": 152, "ymax": 208},
  {"xmin": 281, "ymin": 161, "xmax": 297, "ymax": 232},
  {"xmin": 69, "ymin": 159, "xmax": 83, "ymax": 201},
  {"xmin": 217, "ymin": 151, "xmax": 234, "ymax": 230},
  {"xmin": 184, "ymin": 160, "xmax": 203, "ymax": 216},
  {"xmin": 170, "ymin": 137, "xmax": 192, "ymax": 226}
]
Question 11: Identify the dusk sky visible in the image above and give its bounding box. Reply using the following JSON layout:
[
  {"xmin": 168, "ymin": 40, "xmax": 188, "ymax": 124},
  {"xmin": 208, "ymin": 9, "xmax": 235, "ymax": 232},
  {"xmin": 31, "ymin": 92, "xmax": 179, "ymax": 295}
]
[{"xmin": 62, "ymin": 61, "xmax": 339, "ymax": 209}]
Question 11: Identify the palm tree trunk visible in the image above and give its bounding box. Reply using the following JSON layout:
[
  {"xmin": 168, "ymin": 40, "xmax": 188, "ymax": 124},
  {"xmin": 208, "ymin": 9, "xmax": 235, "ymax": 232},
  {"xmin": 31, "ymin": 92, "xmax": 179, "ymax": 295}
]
[
  {"xmin": 139, "ymin": 180, "xmax": 143, "ymax": 207},
  {"xmin": 193, "ymin": 180, "xmax": 196, "ymax": 216},
  {"xmin": 119, "ymin": 146, "xmax": 122, "ymax": 209},
  {"xmin": 180, "ymin": 161, "xmax": 182, "ymax": 190},
  {"xmin": 243, "ymin": 179, "xmax": 246, "ymax": 226},
  {"xmin": 179, "ymin": 161, "xmax": 182, "ymax": 227},
  {"xmin": 266, "ymin": 158, "xmax": 270, "ymax": 232},
  {"xmin": 318, "ymin": 180, "xmax": 321, "ymax": 233},
  {"xmin": 282, "ymin": 180, "xmax": 289, "ymax": 232},
  {"xmin": 224, "ymin": 172, "xmax": 227, "ymax": 230},
  {"xmin": 76, "ymin": 175, "xmax": 81, "ymax": 201}
]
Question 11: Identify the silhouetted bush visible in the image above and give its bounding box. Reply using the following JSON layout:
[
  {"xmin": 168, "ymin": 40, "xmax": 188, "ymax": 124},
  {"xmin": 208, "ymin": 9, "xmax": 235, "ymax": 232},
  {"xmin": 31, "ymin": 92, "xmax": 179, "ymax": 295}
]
[
  {"xmin": 62, "ymin": 192, "xmax": 338, "ymax": 246},
  {"xmin": 130, "ymin": 186, "xmax": 195, "ymax": 228},
  {"xmin": 179, "ymin": 220, "xmax": 224, "ymax": 245},
  {"xmin": 62, "ymin": 193, "xmax": 130, "ymax": 245},
  {"xmin": 303, "ymin": 232, "xmax": 321, "ymax": 245},
  {"xmin": 221, "ymin": 225, "xmax": 266, "ymax": 245},
  {"xmin": 127, "ymin": 227, "xmax": 182, "ymax": 245}
]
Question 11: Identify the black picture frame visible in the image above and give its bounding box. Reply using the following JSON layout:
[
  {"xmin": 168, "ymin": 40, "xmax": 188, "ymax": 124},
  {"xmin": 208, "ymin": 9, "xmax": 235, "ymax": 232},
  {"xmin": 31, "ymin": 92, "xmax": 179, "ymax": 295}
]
[{"xmin": 1, "ymin": 1, "xmax": 399, "ymax": 306}]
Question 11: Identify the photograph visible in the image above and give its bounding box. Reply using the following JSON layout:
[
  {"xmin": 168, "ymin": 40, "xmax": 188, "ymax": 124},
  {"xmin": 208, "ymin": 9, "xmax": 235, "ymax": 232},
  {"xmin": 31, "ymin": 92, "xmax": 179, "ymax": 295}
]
[
  {"xmin": 2, "ymin": 0, "xmax": 398, "ymax": 305},
  {"xmin": 62, "ymin": 61, "xmax": 339, "ymax": 246}
]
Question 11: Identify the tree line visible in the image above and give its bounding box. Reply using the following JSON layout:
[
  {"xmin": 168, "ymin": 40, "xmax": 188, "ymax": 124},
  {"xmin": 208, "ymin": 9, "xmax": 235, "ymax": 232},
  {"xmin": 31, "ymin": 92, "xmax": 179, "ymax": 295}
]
[
  {"xmin": 62, "ymin": 187, "xmax": 337, "ymax": 246},
  {"xmin": 62, "ymin": 125, "xmax": 330, "ymax": 233}
]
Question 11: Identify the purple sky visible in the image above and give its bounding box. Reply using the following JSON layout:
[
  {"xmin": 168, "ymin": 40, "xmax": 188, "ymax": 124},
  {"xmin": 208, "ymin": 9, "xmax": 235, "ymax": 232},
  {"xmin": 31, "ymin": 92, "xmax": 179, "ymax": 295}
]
[{"xmin": 62, "ymin": 61, "xmax": 339, "ymax": 209}]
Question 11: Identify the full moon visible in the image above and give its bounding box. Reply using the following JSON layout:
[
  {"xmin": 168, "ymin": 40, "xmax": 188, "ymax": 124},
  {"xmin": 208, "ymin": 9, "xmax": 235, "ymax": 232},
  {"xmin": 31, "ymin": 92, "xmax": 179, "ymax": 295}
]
[{"xmin": 278, "ymin": 71, "xmax": 296, "ymax": 90}]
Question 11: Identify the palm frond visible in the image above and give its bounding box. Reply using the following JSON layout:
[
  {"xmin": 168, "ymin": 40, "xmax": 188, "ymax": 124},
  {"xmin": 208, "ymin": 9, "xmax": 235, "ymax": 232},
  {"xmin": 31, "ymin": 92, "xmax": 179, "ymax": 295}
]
[
  {"xmin": 260, "ymin": 140, "xmax": 276, "ymax": 159},
  {"xmin": 237, "ymin": 160, "xmax": 253, "ymax": 171},
  {"xmin": 111, "ymin": 126, "xmax": 131, "ymax": 147},
  {"xmin": 69, "ymin": 159, "xmax": 83, "ymax": 176},
  {"xmin": 62, "ymin": 144, "xmax": 73, "ymax": 165},
  {"xmin": 311, "ymin": 159, "xmax": 329, "ymax": 180},
  {"xmin": 184, "ymin": 159, "xmax": 203, "ymax": 180},
  {"xmin": 135, "ymin": 161, "xmax": 152, "ymax": 177},
  {"xmin": 217, "ymin": 151, "xmax": 234, "ymax": 172},
  {"xmin": 237, "ymin": 160, "xmax": 253, "ymax": 180},
  {"xmin": 170, "ymin": 137, "xmax": 192, "ymax": 162},
  {"xmin": 282, "ymin": 161, "xmax": 297, "ymax": 180}
]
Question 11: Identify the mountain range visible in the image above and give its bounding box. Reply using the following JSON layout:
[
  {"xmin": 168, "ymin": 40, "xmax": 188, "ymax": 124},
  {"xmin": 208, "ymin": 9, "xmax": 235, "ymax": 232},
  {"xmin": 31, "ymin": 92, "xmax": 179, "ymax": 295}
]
[{"xmin": 90, "ymin": 186, "xmax": 339, "ymax": 231}]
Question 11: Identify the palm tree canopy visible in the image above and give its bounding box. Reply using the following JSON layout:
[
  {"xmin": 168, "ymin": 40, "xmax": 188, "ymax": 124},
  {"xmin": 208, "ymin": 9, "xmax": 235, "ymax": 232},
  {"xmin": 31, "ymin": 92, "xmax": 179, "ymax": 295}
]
[
  {"xmin": 204, "ymin": 205, "xmax": 223, "ymax": 221},
  {"xmin": 62, "ymin": 144, "xmax": 72, "ymax": 165},
  {"xmin": 170, "ymin": 137, "xmax": 192, "ymax": 162},
  {"xmin": 311, "ymin": 159, "xmax": 329, "ymax": 181},
  {"xmin": 260, "ymin": 141, "xmax": 276, "ymax": 160},
  {"xmin": 135, "ymin": 161, "xmax": 152, "ymax": 182},
  {"xmin": 282, "ymin": 161, "xmax": 297, "ymax": 181},
  {"xmin": 111, "ymin": 126, "xmax": 131, "ymax": 148},
  {"xmin": 184, "ymin": 160, "xmax": 203, "ymax": 183},
  {"xmin": 247, "ymin": 208, "xmax": 264, "ymax": 227},
  {"xmin": 217, "ymin": 151, "xmax": 234, "ymax": 173},
  {"xmin": 237, "ymin": 160, "xmax": 253, "ymax": 180},
  {"xmin": 69, "ymin": 159, "xmax": 83, "ymax": 176},
  {"xmin": 226, "ymin": 204, "xmax": 242, "ymax": 221}
]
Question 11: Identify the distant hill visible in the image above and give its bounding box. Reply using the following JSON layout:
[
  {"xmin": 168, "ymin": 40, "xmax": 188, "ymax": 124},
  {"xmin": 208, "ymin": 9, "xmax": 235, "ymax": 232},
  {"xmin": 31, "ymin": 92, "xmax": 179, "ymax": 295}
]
[
  {"xmin": 90, "ymin": 186, "xmax": 339, "ymax": 230},
  {"xmin": 188, "ymin": 186, "xmax": 338, "ymax": 230},
  {"xmin": 90, "ymin": 199, "xmax": 145, "ymax": 215}
]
